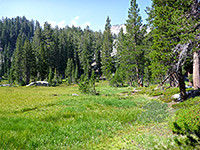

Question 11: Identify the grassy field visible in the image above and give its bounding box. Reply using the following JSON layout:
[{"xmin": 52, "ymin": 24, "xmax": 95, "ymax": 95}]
[{"xmin": 0, "ymin": 81, "xmax": 179, "ymax": 149}]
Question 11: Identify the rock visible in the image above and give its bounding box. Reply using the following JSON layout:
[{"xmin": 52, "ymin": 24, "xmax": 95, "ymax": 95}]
[
  {"xmin": 172, "ymin": 93, "xmax": 180, "ymax": 99},
  {"xmin": 26, "ymin": 81, "xmax": 49, "ymax": 87},
  {"xmin": 26, "ymin": 82, "xmax": 35, "ymax": 87},
  {"xmin": 185, "ymin": 85, "xmax": 193, "ymax": 89},
  {"xmin": 72, "ymin": 94, "xmax": 79, "ymax": 96},
  {"xmin": 0, "ymin": 84, "xmax": 10, "ymax": 87},
  {"xmin": 133, "ymin": 88, "xmax": 142, "ymax": 93}
]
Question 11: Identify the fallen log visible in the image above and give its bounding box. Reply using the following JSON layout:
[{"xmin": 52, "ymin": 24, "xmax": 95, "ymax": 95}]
[{"xmin": 154, "ymin": 72, "xmax": 176, "ymax": 90}]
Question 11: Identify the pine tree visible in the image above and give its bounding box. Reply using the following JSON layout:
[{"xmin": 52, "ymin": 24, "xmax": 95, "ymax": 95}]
[
  {"xmin": 53, "ymin": 26, "xmax": 60, "ymax": 72},
  {"xmin": 38, "ymin": 43, "xmax": 48, "ymax": 80},
  {"xmin": 5, "ymin": 43, "xmax": 11, "ymax": 76},
  {"xmin": 43, "ymin": 22, "xmax": 55, "ymax": 69},
  {"xmin": 116, "ymin": 28, "xmax": 125, "ymax": 68},
  {"xmin": 74, "ymin": 65, "xmax": 78, "ymax": 83},
  {"xmin": 53, "ymin": 68, "xmax": 58, "ymax": 86},
  {"xmin": 65, "ymin": 58, "xmax": 74, "ymax": 84},
  {"xmin": 143, "ymin": 27, "xmax": 153, "ymax": 86},
  {"xmin": 23, "ymin": 39, "xmax": 34, "ymax": 84},
  {"xmin": 80, "ymin": 26, "xmax": 93, "ymax": 79},
  {"xmin": 0, "ymin": 48, "xmax": 4, "ymax": 76},
  {"xmin": 57, "ymin": 29, "xmax": 68, "ymax": 75},
  {"xmin": 32, "ymin": 21, "xmax": 41, "ymax": 79},
  {"xmin": 3, "ymin": 45, "xmax": 8, "ymax": 76},
  {"xmin": 48, "ymin": 67, "xmax": 53, "ymax": 85},
  {"xmin": 121, "ymin": 0, "xmax": 145, "ymax": 86},
  {"xmin": 151, "ymin": 0, "xmax": 199, "ymax": 100},
  {"xmin": 89, "ymin": 70, "xmax": 96, "ymax": 95},
  {"xmin": 12, "ymin": 34, "xmax": 24, "ymax": 85},
  {"xmin": 94, "ymin": 31, "xmax": 103, "ymax": 77},
  {"xmin": 102, "ymin": 16, "xmax": 114, "ymax": 81}
]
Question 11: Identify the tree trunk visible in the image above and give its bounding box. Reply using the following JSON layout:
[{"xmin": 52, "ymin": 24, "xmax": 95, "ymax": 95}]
[
  {"xmin": 136, "ymin": 67, "xmax": 140, "ymax": 87},
  {"xmin": 193, "ymin": 51, "xmax": 200, "ymax": 89},
  {"xmin": 177, "ymin": 67, "xmax": 187, "ymax": 101},
  {"xmin": 155, "ymin": 72, "xmax": 176, "ymax": 90},
  {"xmin": 188, "ymin": 72, "xmax": 193, "ymax": 86},
  {"xmin": 170, "ymin": 75, "xmax": 175, "ymax": 87},
  {"xmin": 129, "ymin": 80, "xmax": 132, "ymax": 87}
]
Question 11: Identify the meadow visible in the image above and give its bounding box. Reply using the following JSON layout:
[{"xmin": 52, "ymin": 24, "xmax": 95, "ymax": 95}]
[{"xmin": 0, "ymin": 81, "xmax": 180, "ymax": 149}]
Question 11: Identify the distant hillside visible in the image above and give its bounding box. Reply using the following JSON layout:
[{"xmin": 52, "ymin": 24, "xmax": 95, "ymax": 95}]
[
  {"xmin": 111, "ymin": 24, "xmax": 126, "ymax": 35},
  {"xmin": 111, "ymin": 24, "xmax": 151, "ymax": 36}
]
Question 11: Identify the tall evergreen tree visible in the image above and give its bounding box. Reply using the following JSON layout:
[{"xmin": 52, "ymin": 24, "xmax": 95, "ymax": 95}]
[
  {"xmin": 57, "ymin": 29, "xmax": 68, "ymax": 76},
  {"xmin": 43, "ymin": 22, "xmax": 55, "ymax": 69},
  {"xmin": 12, "ymin": 34, "xmax": 24, "ymax": 85},
  {"xmin": 32, "ymin": 21, "xmax": 41, "ymax": 79},
  {"xmin": 150, "ymin": 0, "xmax": 199, "ymax": 100},
  {"xmin": 121, "ymin": 0, "xmax": 145, "ymax": 86},
  {"xmin": 80, "ymin": 26, "xmax": 93, "ymax": 79},
  {"xmin": 65, "ymin": 58, "xmax": 74, "ymax": 84},
  {"xmin": 116, "ymin": 28, "xmax": 125, "ymax": 68},
  {"xmin": 0, "ymin": 47, "xmax": 4, "ymax": 76},
  {"xmin": 48, "ymin": 67, "xmax": 53, "ymax": 85},
  {"xmin": 5, "ymin": 43, "xmax": 11, "ymax": 76},
  {"xmin": 94, "ymin": 31, "xmax": 103, "ymax": 77},
  {"xmin": 23, "ymin": 39, "xmax": 35, "ymax": 84},
  {"xmin": 38, "ymin": 43, "xmax": 48, "ymax": 80},
  {"xmin": 102, "ymin": 16, "xmax": 114, "ymax": 81}
]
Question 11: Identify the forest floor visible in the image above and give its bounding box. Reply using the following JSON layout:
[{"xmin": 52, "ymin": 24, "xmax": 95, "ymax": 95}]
[{"xmin": 0, "ymin": 81, "xmax": 183, "ymax": 149}]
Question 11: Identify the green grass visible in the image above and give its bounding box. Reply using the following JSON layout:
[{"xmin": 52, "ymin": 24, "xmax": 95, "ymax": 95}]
[
  {"xmin": 0, "ymin": 81, "xmax": 178, "ymax": 149},
  {"xmin": 93, "ymin": 122, "xmax": 178, "ymax": 150}
]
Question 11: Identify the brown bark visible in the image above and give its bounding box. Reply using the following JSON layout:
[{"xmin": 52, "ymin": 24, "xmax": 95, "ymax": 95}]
[
  {"xmin": 170, "ymin": 75, "xmax": 176, "ymax": 87},
  {"xmin": 177, "ymin": 67, "xmax": 187, "ymax": 101},
  {"xmin": 129, "ymin": 81, "xmax": 132, "ymax": 87},
  {"xmin": 136, "ymin": 67, "xmax": 140, "ymax": 87},
  {"xmin": 193, "ymin": 51, "xmax": 200, "ymax": 89},
  {"xmin": 155, "ymin": 72, "xmax": 176, "ymax": 90}
]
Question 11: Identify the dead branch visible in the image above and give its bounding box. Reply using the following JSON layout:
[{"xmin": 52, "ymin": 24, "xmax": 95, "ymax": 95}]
[{"xmin": 154, "ymin": 72, "xmax": 176, "ymax": 90}]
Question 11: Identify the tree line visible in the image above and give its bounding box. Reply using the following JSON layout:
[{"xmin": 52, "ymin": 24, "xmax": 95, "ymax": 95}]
[
  {"xmin": 0, "ymin": 0, "xmax": 199, "ymax": 100},
  {"xmin": 0, "ymin": 17, "xmax": 103, "ymax": 85}
]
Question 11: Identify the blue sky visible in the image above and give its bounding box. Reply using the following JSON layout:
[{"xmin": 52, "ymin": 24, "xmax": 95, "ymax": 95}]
[{"xmin": 0, "ymin": 0, "xmax": 152, "ymax": 31}]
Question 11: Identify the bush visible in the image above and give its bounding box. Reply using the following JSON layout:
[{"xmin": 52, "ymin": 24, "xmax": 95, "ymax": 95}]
[
  {"xmin": 172, "ymin": 97, "xmax": 200, "ymax": 109},
  {"xmin": 171, "ymin": 105, "xmax": 200, "ymax": 134},
  {"xmin": 78, "ymin": 71, "xmax": 98, "ymax": 95},
  {"xmin": 170, "ymin": 102, "xmax": 200, "ymax": 148},
  {"xmin": 78, "ymin": 75, "xmax": 90, "ymax": 93}
]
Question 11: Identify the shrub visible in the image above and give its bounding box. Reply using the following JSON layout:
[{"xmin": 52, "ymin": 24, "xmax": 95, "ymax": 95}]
[
  {"xmin": 170, "ymin": 103, "xmax": 200, "ymax": 148},
  {"xmin": 78, "ymin": 75, "xmax": 90, "ymax": 94},
  {"xmin": 172, "ymin": 97, "xmax": 200, "ymax": 109},
  {"xmin": 78, "ymin": 71, "xmax": 98, "ymax": 95}
]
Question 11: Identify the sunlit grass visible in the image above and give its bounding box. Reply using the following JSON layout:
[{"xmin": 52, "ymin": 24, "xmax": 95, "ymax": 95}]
[
  {"xmin": 0, "ymin": 82, "xmax": 145, "ymax": 149},
  {"xmin": 0, "ymin": 81, "xmax": 176, "ymax": 149}
]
